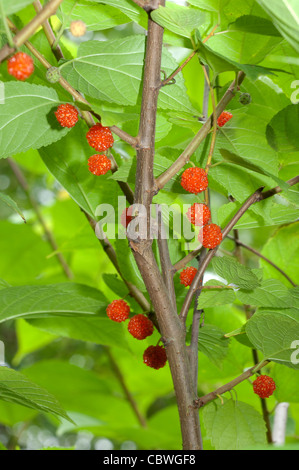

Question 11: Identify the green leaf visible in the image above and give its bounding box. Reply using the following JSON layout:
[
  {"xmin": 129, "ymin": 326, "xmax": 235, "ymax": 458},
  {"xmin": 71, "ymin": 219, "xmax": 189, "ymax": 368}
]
[
  {"xmin": 13, "ymin": 319, "xmax": 56, "ymax": 366},
  {"xmin": 219, "ymin": 149, "xmax": 289, "ymax": 190},
  {"xmin": 0, "ymin": 192, "xmax": 26, "ymax": 221},
  {"xmin": 211, "ymin": 256, "xmax": 261, "ymax": 289},
  {"xmin": 0, "ymin": 279, "xmax": 10, "ymax": 290},
  {"xmin": 256, "ymin": 0, "xmax": 299, "ymax": 54},
  {"xmin": 197, "ymin": 324, "xmax": 230, "ymax": 366},
  {"xmin": 0, "ymin": 283, "xmax": 108, "ymax": 323},
  {"xmin": 202, "ymin": 398, "xmax": 267, "ymax": 450},
  {"xmin": 114, "ymin": 239, "xmax": 146, "ymax": 292},
  {"xmin": 39, "ymin": 122, "xmax": 120, "ymax": 219},
  {"xmin": 21, "ymin": 360, "xmax": 140, "ymax": 426},
  {"xmin": 224, "ymin": 325, "xmax": 255, "ymax": 348},
  {"xmin": 57, "ymin": 0, "xmax": 132, "ymax": 30},
  {"xmin": 61, "ymin": 36, "xmax": 197, "ymax": 113},
  {"xmin": 272, "ymin": 364, "xmax": 299, "ymax": 403},
  {"xmin": 260, "ymin": 223, "xmax": 299, "ymax": 286},
  {"xmin": 229, "ymin": 15, "xmax": 281, "ymax": 36},
  {"xmin": 246, "ymin": 311, "xmax": 299, "ymax": 368},
  {"xmin": 0, "ymin": 221, "xmax": 58, "ymax": 285},
  {"xmin": 0, "ymin": 83, "xmax": 70, "ymax": 159},
  {"xmin": 103, "ymin": 273, "xmax": 129, "ymax": 298},
  {"xmin": 236, "ymin": 279, "xmax": 292, "ymax": 308},
  {"xmin": 197, "ymin": 280, "xmax": 236, "ymax": 308},
  {"xmin": 267, "ymin": 104, "xmax": 299, "ymax": 155},
  {"xmin": 28, "ymin": 315, "xmax": 129, "ymax": 351},
  {"xmin": 151, "ymin": 4, "xmax": 203, "ymax": 38},
  {"xmin": 2, "ymin": 0, "xmax": 34, "ymax": 15},
  {"xmin": 195, "ymin": 37, "xmax": 285, "ymax": 80},
  {"xmin": 187, "ymin": 0, "xmax": 230, "ymax": 13},
  {"xmin": 0, "ymin": 367, "xmax": 72, "ymax": 422},
  {"xmin": 217, "ymin": 200, "xmax": 299, "ymax": 230},
  {"xmin": 93, "ymin": 0, "xmax": 147, "ymax": 25}
]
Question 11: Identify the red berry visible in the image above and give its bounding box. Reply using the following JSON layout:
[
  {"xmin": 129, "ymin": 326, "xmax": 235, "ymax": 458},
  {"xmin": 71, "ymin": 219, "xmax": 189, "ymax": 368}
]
[
  {"xmin": 128, "ymin": 314, "xmax": 154, "ymax": 340},
  {"xmin": 88, "ymin": 154, "xmax": 111, "ymax": 176},
  {"xmin": 120, "ymin": 207, "xmax": 134, "ymax": 228},
  {"xmin": 187, "ymin": 203, "xmax": 211, "ymax": 227},
  {"xmin": 86, "ymin": 123, "xmax": 114, "ymax": 151},
  {"xmin": 106, "ymin": 299, "xmax": 130, "ymax": 322},
  {"xmin": 198, "ymin": 223, "xmax": 222, "ymax": 249},
  {"xmin": 143, "ymin": 345, "xmax": 167, "ymax": 370},
  {"xmin": 7, "ymin": 52, "xmax": 34, "ymax": 81},
  {"xmin": 181, "ymin": 167, "xmax": 208, "ymax": 194},
  {"xmin": 218, "ymin": 111, "xmax": 233, "ymax": 127},
  {"xmin": 55, "ymin": 104, "xmax": 79, "ymax": 128},
  {"xmin": 253, "ymin": 375, "xmax": 276, "ymax": 399},
  {"xmin": 180, "ymin": 267, "xmax": 198, "ymax": 287}
]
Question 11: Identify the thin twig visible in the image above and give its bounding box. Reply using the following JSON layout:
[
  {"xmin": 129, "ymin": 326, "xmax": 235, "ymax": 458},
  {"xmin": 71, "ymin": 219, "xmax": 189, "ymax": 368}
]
[
  {"xmin": 83, "ymin": 211, "xmax": 150, "ymax": 312},
  {"xmin": 202, "ymin": 65, "xmax": 217, "ymax": 174},
  {"xmin": 179, "ymin": 176, "xmax": 299, "ymax": 324},
  {"xmin": 155, "ymin": 72, "xmax": 246, "ymax": 191},
  {"xmin": 188, "ymin": 249, "xmax": 207, "ymax": 393},
  {"xmin": 194, "ymin": 360, "xmax": 269, "ymax": 408},
  {"xmin": 202, "ymin": 24, "xmax": 219, "ymax": 44},
  {"xmin": 161, "ymin": 50, "xmax": 196, "ymax": 87},
  {"xmin": 173, "ymin": 246, "xmax": 202, "ymax": 273},
  {"xmin": 8, "ymin": 158, "xmax": 73, "ymax": 280},
  {"xmin": 227, "ymin": 235, "xmax": 297, "ymax": 287},
  {"xmin": 33, "ymin": 0, "xmax": 64, "ymax": 62},
  {"xmin": 156, "ymin": 205, "xmax": 177, "ymax": 313},
  {"xmin": 106, "ymin": 348, "xmax": 147, "ymax": 428},
  {"xmin": 7, "ymin": 19, "xmax": 138, "ymax": 149},
  {"xmin": 0, "ymin": 0, "xmax": 64, "ymax": 62}
]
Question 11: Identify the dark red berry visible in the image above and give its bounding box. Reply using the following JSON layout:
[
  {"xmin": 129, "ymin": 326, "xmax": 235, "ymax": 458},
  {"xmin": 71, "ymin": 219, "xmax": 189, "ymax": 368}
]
[{"xmin": 143, "ymin": 345, "xmax": 167, "ymax": 370}]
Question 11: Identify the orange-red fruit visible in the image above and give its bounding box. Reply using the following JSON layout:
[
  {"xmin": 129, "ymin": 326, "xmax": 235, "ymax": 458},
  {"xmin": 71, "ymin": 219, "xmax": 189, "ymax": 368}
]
[
  {"xmin": 199, "ymin": 223, "xmax": 222, "ymax": 249},
  {"xmin": 218, "ymin": 111, "xmax": 233, "ymax": 127},
  {"xmin": 7, "ymin": 52, "xmax": 34, "ymax": 81},
  {"xmin": 143, "ymin": 345, "xmax": 167, "ymax": 370},
  {"xmin": 253, "ymin": 375, "xmax": 276, "ymax": 399},
  {"xmin": 187, "ymin": 203, "xmax": 211, "ymax": 227},
  {"xmin": 128, "ymin": 314, "xmax": 154, "ymax": 340},
  {"xmin": 180, "ymin": 267, "xmax": 198, "ymax": 287},
  {"xmin": 55, "ymin": 104, "xmax": 79, "ymax": 128},
  {"xmin": 120, "ymin": 207, "xmax": 134, "ymax": 228},
  {"xmin": 86, "ymin": 123, "xmax": 114, "ymax": 151},
  {"xmin": 106, "ymin": 299, "xmax": 130, "ymax": 323},
  {"xmin": 181, "ymin": 167, "xmax": 208, "ymax": 194},
  {"xmin": 88, "ymin": 154, "xmax": 111, "ymax": 175}
]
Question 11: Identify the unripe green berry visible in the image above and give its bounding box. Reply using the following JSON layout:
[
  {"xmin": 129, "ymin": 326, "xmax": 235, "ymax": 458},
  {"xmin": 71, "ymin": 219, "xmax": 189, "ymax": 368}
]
[
  {"xmin": 239, "ymin": 93, "xmax": 252, "ymax": 105},
  {"xmin": 46, "ymin": 66, "xmax": 61, "ymax": 83}
]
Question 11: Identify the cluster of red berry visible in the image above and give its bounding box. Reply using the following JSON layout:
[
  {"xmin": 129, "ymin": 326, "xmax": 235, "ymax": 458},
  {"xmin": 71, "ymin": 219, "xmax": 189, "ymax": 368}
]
[
  {"xmin": 106, "ymin": 299, "xmax": 167, "ymax": 370},
  {"xmin": 6, "ymin": 52, "xmax": 114, "ymax": 176},
  {"xmin": 54, "ymin": 105, "xmax": 114, "ymax": 176}
]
